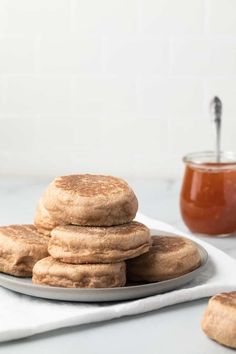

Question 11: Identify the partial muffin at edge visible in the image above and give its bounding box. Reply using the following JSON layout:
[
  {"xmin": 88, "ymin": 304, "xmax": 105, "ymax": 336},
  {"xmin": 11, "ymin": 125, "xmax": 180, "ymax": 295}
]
[
  {"xmin": 48, "ymin": 221, "xmax": 151, "ymax": 263},
  {"xmin": 34, "ymin": 198, "xmax": 58, "ymax": 236},
  {"xmin": 201, "ymin": 292, "xmax": 236, "ymax": 349},
  {"xmin": 32, "ymin": 256, "xmax": 126, "ymax": 288},
  {"xmin": 0, "ymin": 224, "xmax": 49, "ymax": 277},
  {"xmin": 126, "ymin": 235, "xmax": 201, "ymax": 282}
]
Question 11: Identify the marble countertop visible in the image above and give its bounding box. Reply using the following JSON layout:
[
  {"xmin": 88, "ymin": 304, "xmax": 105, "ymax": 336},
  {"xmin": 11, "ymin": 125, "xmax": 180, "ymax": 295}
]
[{"xmin": 0, "ymin": 177, "xmax": 235, "ymax": 354}]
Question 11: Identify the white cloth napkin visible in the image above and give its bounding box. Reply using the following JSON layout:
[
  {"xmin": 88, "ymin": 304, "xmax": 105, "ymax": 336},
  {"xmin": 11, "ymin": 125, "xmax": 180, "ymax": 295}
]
[{"xmin": 1, "ymin": 213, "xmax": 236, "ymax": 342}]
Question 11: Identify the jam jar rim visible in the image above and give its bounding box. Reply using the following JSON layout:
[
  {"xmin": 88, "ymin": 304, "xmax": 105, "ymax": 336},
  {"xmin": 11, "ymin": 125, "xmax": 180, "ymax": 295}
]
[{"xmin": 183, "ymin": 150, "xmax": 236, "ymax": 170}]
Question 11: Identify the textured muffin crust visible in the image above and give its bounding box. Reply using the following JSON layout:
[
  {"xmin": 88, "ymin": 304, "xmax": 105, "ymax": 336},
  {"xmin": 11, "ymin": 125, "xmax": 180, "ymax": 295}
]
[
  {"xmin": 201, "ymin": 292, "xmax": 236, "ymax": 349},
  {"xmin": 127, "ymin": 235, "xmax": 201, "ymax": 282},
  {"xmin": 55, "ymin": 174, "xmax": 128, "ymax": 196},
  {"xmin": 48, "ymin": 221, "xmax": 151, "ymax": 263},
  {"xmin": 34, "ymin": 198, "xmax": 58, "ymax": 235},
  {"xmin": 34, "ymin": 174, "xmax": 138, "ymax": 233},
  {"xmin": 0, "ymin": 225, "xmax": 49, "ymax": 276},
  {"xmin": 33, "ymin": 257, "xmax": 126, "ymax": 288}
]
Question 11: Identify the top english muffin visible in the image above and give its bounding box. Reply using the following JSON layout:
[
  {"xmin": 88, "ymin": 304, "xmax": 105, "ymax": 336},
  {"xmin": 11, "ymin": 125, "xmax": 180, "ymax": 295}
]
[{"xmin": 34, "ymin": 174, "xmax": 138, "ymax": 235}]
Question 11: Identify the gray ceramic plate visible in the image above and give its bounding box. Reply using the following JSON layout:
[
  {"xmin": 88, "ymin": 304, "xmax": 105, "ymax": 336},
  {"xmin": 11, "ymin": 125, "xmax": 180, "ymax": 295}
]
[{"xmin": 0, "ymin": 230, "xmax": 208, "ymax": 302}]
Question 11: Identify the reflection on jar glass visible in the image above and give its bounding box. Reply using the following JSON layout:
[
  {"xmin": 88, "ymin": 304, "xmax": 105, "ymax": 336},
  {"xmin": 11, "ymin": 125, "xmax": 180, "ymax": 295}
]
[{"xmin": 180, "ymin": 151, "xmax": 236, "ymax": 236}]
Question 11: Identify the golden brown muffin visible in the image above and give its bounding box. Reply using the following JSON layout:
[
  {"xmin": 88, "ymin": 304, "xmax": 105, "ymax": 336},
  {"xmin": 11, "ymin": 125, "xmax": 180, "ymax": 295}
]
[
  {"xmin": 34, "ymin": 174, "xmax": 138, "ymax": 235},
  {"xmin": 48, "ymin": 221, "xmax": 151, "ymax": 264},
  {"xmin": 32, "ymin": 256, "xmax": 126, "ymax": 288},
  {"xmin": 34, "ymin": 198, "xmax": 58, "ymax": 235},
  {"xmin": 0, "ymin": 224, "xmax": 49, "ymax": 277},
  {"xmin": 126, "ymin": 235, "xmax": 201, "ymax": 282},
  {"xmin": 201, "ymin": 292, "xmax": 236, "ymax": 349}
]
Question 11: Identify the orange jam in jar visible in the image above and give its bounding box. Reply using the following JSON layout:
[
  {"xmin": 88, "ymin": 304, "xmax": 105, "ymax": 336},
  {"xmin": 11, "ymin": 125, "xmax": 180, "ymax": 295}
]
[{"xmin": 180, "ymin": 151, "xmax": 236, "ymax": 236}]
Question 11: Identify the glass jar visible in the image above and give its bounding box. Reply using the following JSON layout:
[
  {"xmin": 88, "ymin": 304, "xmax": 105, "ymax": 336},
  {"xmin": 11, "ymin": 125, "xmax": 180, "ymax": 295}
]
[{"xmin": 180, "ymin": 151, "xmax": 236, "ymax": 236}]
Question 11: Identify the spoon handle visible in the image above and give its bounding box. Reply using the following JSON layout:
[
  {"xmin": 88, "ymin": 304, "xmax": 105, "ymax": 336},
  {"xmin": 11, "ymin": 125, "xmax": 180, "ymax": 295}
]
[{"xmin": 210, "ymin": 96, "xmax": 222, "ymax": 162}]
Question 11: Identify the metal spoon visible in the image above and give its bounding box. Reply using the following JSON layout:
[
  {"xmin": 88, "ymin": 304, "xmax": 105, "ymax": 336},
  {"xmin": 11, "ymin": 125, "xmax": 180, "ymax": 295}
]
[{"xmin": 210, "ymin": 96, "xmax": 222, "ymax": 162}]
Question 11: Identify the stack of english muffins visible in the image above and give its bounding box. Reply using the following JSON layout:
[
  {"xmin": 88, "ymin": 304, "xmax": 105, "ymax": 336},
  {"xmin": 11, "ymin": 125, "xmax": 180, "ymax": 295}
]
[
  {"xmin": 0, "ymin": 173, "xmax": 202, "ymax": 289},
  {"xmin": 32, "ymin": 174, "xmax": 151, "ymax": 288}
]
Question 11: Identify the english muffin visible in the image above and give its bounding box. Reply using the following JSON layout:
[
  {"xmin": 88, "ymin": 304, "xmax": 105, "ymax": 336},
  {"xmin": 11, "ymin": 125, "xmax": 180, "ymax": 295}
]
[
  {"xmin": 48, "ymin": 221, "xmax": 151, "ymax": 264},
  {"xmin": 127, "ymin": 235, "xmax": 201, "ymax": 282},
  {"xmin": 33, "ymin": 256, "xmax": 126, "ymax": 288},
  {"xmin": 34, "ymin": 198, "xmax": 58, "ymax": 235},
  {"xmin": 0, "ymin": 225, "xmax": 49, "ymax": 277},
  {"xmin": 34, "ymin": 174, "xmax": 138, "ymax": 235},
  {"xmin": 201, "ymin": 292, "xmax": 236, "ymax": 349}
]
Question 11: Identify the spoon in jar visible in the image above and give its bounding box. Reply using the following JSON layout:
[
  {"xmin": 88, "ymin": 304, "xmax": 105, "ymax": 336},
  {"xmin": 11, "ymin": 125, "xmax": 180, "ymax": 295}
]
[{"xmin": 210, "ymin": 96, "xmax": 222, "ymax": 163}]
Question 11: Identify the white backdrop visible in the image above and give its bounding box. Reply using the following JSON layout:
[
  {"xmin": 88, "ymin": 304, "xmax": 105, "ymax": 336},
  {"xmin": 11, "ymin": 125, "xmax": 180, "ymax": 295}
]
[{"xmin": 0, "ymin": 0, "xmax": 236, "ymax": 178}]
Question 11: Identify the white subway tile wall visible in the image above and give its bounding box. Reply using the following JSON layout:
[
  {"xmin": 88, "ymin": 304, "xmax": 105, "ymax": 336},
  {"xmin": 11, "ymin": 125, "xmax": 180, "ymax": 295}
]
[{"xmin": 0, "ymin": 0, "xmax": 235, "ymax": 178}]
